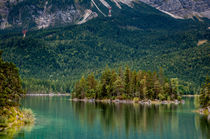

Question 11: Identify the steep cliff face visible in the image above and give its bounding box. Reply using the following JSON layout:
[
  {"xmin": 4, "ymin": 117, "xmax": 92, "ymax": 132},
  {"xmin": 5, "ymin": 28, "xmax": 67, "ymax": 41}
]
[
  {"xmin": 0, "ymin": 0, "xmax": 209, "ymax": 29},
  {"xmin": 0, "ymin": 0, "xmax": 93, "ymax": 29},
  {"xmin": 140, "ymin": 0, "xmax": 210, "ymax": 19}
]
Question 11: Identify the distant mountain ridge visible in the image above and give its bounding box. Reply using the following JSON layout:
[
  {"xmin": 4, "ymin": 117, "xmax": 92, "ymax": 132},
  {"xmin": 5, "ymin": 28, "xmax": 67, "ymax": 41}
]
[{"xmin": 0, "ymin": 0, "xmax": 210, "ymax": 30}]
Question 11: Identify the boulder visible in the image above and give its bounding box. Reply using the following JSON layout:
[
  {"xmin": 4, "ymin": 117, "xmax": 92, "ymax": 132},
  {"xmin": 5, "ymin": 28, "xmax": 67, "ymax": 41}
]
[{"xmin": 162, "ymin": 101, "xmax": 168, "ymax": 104}]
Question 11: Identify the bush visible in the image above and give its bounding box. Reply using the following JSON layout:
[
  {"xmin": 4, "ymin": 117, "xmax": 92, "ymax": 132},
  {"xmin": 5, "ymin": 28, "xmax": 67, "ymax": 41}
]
[
  {"xmin": 167, "ymin": 96, "xmax": 171, "ymax": 101},
  {"xmin": 21, "ymin": 108, "xmax": 35, "ymax": 124},
  {"xmin": 177, "ymin": 96, "xmax": 182, "ymax": 101},
  {"xmin": 133, "ymin": 97, "xmax": 140, "ymax": 103},
  {"xmin": 158, "ymin": 94, "xmax": 165, "ymax": 101}
]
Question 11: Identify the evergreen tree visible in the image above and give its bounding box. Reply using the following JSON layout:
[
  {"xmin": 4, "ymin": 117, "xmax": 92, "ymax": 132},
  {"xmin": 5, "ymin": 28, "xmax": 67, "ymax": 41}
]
[
  {"xmin": 0, "ymin": 51, "xmax": 24, "ymax": 108},
  {"xmin": 86, "ymin": 73, "xmax": 98, "ymax": 98},
  {"xmin": 113, "ymin": 76, "xmax": 124, "ymax": 97},
  {"xmin": 199, "ymin": 76, "xmax": 210, "ymax": 108},
  {"xmin": 124, "ymin": 66, "xmax": 131, "ymax": 97}
]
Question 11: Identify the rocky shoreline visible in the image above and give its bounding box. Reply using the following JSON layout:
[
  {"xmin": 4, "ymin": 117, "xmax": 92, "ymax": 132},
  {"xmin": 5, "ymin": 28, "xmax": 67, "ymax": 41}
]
[
  {"xmin": 70, "ymin": 98, "xmax": 185, "ymax": 105},
  {"xmin": 26, "ymin": 93, "xmax": 71, "ymax": 96},
  {"xmin": 196, "ymin": 106, "xmax": 210, "ymax": 116},
  {"xmin": 182, "ymin": 95, "xmax": 200, "ymax": 97}
]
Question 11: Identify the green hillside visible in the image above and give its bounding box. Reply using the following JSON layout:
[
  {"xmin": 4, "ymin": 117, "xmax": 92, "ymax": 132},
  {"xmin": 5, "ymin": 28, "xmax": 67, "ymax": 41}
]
[{"xmin": 0, "ymin": 2, "xmax": 209, "ymax": 94}]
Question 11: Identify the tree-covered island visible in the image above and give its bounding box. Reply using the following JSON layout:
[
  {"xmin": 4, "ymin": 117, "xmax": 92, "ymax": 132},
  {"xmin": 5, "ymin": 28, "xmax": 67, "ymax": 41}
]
[
  {"xmin": 0, "ymin": 51, "xmax": 34, "ymax": 133},
  {"xmin": 71, "ymin": 66, "xmax": 184, "ymax": 104}
]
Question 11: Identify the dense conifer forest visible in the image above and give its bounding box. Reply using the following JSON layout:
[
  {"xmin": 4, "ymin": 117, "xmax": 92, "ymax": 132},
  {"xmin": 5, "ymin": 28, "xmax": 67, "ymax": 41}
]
[
  {"xmin": 72, "ymin": 66, "xmax": 182, "ymax": 101},
  {"xmin": 0, "ymin": 3, "xmax": 209, "ymax": 94}
]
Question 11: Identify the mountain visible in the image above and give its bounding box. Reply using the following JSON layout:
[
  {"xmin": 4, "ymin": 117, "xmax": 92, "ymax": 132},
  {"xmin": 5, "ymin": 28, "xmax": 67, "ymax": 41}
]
[
  {"xmin": 0, "ymin": 0, "xmax": 210, "ymax": 30},
  {"xmin": 0, "ymin": 0, "xmax": 209, "ymax": 93},
  {"xmin": 140, "ymin": 0, "xmax": 210, "ymax": 19}
]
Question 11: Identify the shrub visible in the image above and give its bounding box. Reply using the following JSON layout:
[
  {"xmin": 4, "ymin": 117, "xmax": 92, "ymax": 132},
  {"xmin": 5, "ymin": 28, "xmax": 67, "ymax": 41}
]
[
  {"xmin": 133, "ymin": 97, "xmax": 140, "ymax": 103},
  {"xmin": 158, "ymin": 94, "xmax": 165, "ymax": 101},
  {"xmin": 21, "ymin": 108, "xmax": 35, "ymax": 124}
]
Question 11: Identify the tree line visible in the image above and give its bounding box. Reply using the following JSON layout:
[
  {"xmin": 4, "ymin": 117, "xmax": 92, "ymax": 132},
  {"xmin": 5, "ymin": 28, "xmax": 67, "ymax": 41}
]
[{"xmin": 72, "ymin": 66, "xmax": 182, "ymax": 100}]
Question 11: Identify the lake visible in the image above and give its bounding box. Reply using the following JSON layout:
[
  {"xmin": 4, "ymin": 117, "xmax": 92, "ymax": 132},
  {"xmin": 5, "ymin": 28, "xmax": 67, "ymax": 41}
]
[{"xmin": 1, "ymin": 96, "xmax": 210, "ymax": 139}]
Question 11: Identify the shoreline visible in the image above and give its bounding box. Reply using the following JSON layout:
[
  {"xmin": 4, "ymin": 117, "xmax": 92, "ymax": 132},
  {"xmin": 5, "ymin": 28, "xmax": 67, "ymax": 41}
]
[
  {"xmin": 194, "ymin": 107, "xmax": 210, "ymax": 116},
  {"xmin": 182, "ymin": 94, "xmax": 200, "ymax": 97},
  {"xmin": 0, "ymin": 107, "xmax": 35, "ymax": 132},
  {"xmin": 69, "ymin": 98, "xmax": 185, "ymax": 105},
  {"xmin": 25, "ymin": 93, "xmax": 71, "ymax": 96}
]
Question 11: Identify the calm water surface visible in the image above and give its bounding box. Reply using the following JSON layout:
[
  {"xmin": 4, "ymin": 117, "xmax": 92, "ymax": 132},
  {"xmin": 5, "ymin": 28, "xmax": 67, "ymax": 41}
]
[{"xmin": 2, "ymin": 96, "xmax": 210, "ymax": 139}]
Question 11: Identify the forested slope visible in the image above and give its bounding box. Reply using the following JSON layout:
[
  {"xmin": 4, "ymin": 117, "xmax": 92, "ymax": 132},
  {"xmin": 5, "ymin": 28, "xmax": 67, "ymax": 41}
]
[{"xmin": 0, "ymin": 2, "xmax": 209, "ymax": 94}]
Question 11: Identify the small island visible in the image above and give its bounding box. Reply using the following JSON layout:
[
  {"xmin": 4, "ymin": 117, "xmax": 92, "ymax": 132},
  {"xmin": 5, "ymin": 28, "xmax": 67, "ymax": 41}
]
[
  {"xmin": 71, "ymin": 66, "xmax": 184, "ymax": 104},
  {"xmin": 0, "ymin": 51, "xmax": 34, "ymax": 133},
  {"xmin": 198, "ymin": 77, "xmax": 210, "ymax": 115}
]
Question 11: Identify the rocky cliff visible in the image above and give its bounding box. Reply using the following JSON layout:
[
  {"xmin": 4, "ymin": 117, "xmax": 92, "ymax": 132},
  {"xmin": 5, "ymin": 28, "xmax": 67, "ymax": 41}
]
[
  {"xmin": 0, "ymin": 0, "xmax": 209, "ymax": 29},
  {"xmin": 140, "ymin": 0, "xmax": 210, "ymax": 19}
]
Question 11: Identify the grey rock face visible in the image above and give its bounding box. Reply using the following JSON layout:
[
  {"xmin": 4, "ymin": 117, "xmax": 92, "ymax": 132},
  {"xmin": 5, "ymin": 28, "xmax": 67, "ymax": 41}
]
[
  {"xmin": 0, "ymin": 0, "xmax": 210, "ymax": 29},
  {"xmin": 0, "ymin": 0, "xmax": 88, "ymax": 29},
  {"xmin": 139, "ymin": 0, "xmax": 210, "ymax": 19}
]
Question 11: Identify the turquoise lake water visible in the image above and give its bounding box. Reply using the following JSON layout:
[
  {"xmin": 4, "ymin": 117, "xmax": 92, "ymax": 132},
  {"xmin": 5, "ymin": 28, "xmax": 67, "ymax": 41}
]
[{"xmin": 1, "ymin": 96, "xmax": 210, "ymax": 139}]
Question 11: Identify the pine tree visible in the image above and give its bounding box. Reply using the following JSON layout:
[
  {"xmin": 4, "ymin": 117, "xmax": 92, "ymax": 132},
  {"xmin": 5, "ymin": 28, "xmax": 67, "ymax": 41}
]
[
  {"xmin": 131, "ymin": 70, "xmax": 137, "ymax": 97},
  {"xmin": 0, "ymin": 51, "xmax": 24, "ymax": 108},
  {"xmin": 124, "ymin": 66, "xmax": 131, "ymax": 97},
  {"xmin": 170, "ymin": 78, "xmax": 179, "ymax": 99},
  {"xmin": 86, "ymin": 73, "xmax": 98, "ymax": 98},
  {"xmin": 113, "ymin": 76, "xmax": 124, "ymax": 97},
  {"xmin": 80, "ymin": 76, "xmax": 87, "ymax": 99},
  {"xmin": 199, "ymin": 76, "xmax": 210, "ymax": 108}
]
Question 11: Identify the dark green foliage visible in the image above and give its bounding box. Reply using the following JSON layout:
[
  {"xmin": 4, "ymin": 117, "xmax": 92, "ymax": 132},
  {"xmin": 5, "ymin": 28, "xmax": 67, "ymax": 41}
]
[
  {"xmin": 72, "ymin": 66, "xmax": 182, "ymax": 100},
  {"xmin": 22, "ymin": 78, "xmax": 72, "ymax": 93},
  {"xmin": 0, "ymin": 51, "xmax": 24, "ymax": 108},
  {"xmin": 0, "ymin": 2, "xmax": 209, "ymax": 94},
  {"xmin": 199, "ymin": 77, "xmax": 210, "ymax": 108}
]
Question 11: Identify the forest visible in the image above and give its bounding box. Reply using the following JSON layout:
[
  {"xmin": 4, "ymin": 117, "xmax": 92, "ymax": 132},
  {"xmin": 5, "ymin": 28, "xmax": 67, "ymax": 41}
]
[
  {"xmin": 72, "ymin": 66, "xmax": 182, "ymax": 101},
  {"xmin": 0, "ymin": 3, "xmax": 209, "ymax": 94}
]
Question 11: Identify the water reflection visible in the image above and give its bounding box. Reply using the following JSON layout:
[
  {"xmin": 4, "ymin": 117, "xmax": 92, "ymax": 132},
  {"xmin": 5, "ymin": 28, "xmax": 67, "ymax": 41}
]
[
  {"xmin": 0, "ymin": 122, "xmax": 34, "ymax": 139},
  {"xmin": 71, "ymin": 100, "xmax": 210, "ymax": 138},
  {"xmin": 198, "ymin": 116, "xmax": 210, "ymax": 138},
  {"xmin": 1, "ymin": 97, "xmax": 209, "ymax": 139}
]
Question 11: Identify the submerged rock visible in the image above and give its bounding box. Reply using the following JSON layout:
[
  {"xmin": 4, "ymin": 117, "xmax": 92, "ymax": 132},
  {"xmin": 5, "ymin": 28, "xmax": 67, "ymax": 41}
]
[
  {"xmin": 120, "ymin": 100, "xmax": 127, "ymax": 103},
  {"xmin": 174, "ymin": 100, "xmax": 180, "ymax": 105},
  {"xmin": 181, "ymin": 100, "xmax": 185, "ymax": 104},
  {"xmin": 162, "ymin": 101, "xmax": 168, "ymax": 104},
  {"xmin": 88, "ymin": 99, "xmax": 95, "ymax": 103},
  {"xmin": 112, "ymin": 99, "xmax": 120, "ymax": 103},
  {"xmin": 139, "ymin": 101, "xmax": 144, "ymax": 104},
  {"xmin": 72, "ymin": 98, "xmax": 78, "ymax": 101},
  {"xmin": 199, "ymin": 109, "xmax": 204, "ymax": 114}
]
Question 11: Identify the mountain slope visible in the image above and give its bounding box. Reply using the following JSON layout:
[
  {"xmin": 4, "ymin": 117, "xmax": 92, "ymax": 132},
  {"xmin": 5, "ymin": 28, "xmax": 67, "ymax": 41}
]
[
  {"xmin": 0, "ymin": 1, "xmax": 209, "ymax": 93},
  {"xmin": 0, "ymin": 0, "xmax": 210, "ymax": 29}
]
